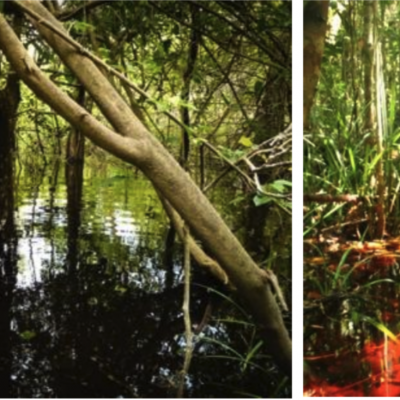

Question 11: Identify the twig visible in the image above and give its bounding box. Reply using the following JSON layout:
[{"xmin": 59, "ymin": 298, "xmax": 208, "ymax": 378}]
[
  {"xmin": 252, "ymin": 160, "xmax": 292, "ymax": 172},
  {"xmin": 177, "ymin": 226, "xmax": 194, "ymax": 398},
  {"xmin": 14, "ymin": 1, "xmax": 188, "ymax": 133},
  {"xmin": 200, "ymin": 139, "xmax": 254, "ymax": 187},
  {"xmin": 243, "ymin": 157, "xmax": 289, "ymax": 199},
  {"xmin": 203, "ymin": 124, "xmax": 291, "ymax": 193},
  {"xmin": 304, "ymin": 194, "xmax": 366, "ymax": 204}
]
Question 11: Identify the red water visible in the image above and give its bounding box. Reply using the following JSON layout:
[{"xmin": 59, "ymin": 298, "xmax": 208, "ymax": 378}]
[
  {"xmin": 305, "ymin": 238, "xmax": 400, "ymax": 397},
  {"xmin": 305, "ymin": 336, "xmax": 400, "ymax": 397}
]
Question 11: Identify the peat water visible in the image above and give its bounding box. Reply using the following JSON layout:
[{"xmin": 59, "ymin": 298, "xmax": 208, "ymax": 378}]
[
  {"xmin": 0, "ymin": 160, "xmax": 289, "ymax": 398},
  {"xmin": 304, "ymin": 240, "xmax": 400, "ymax": 397}
]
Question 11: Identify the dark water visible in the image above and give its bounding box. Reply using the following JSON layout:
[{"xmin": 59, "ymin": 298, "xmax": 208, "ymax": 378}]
[{"xmin": 0, "ymin": 160, "xmax": 289, "ymax": 398}]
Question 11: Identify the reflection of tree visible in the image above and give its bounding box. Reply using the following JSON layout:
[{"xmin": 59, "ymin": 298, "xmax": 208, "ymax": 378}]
[
  {"xmin": 0, "ymin": 24, "xmax": 20, "ymax": 397},
  {"xmin": 8, "ymin": 160, "xmax": 288, "ymax": 396},
  {"xmin": 305, "ymin": 272, "xmax": 400, "ymax": 395},
  {"xmin": 9, "ymin": 260, "xmax": 286, "ymax": 398},
  {"xmin": 66, "ymin": 85, "xmax": 86, "ymax": 274},
  {"xmin": 0, "ymin": 208, "xmax": 17, "ymax": 398}
]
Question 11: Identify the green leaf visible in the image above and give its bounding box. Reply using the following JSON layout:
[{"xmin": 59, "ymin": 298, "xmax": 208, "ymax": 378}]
[
  {"xmin": 20, "ymin": 330, "xmax": 37, "ymax": 341},
  {"xmin": 74, "ymin": 21, "xmax": 95, "ymax": 33},
  {"xmin": 242, "ymin": 340, "xmax": 263, "ymax": 372},
  {"xmin": 362, "ymin": 315, "xmax": 398, "ymax": 342},
  {"xmin": 218, "ymin": 146, "xmax": 245, "ymax": 162},
  {"xmin": 114, "ymin": 285, "xmax": 127, "ymax": 293},
  {"xmin": 239, "ymin": 136, "xmax": 253, "ymax": 148},
  {"xmin": 253, "ymin": 194, "xmax": 272, "ymax": 207},
  {"xmin": 269, "ymin": 179, "xmax": 292, "ymax": 193},
  {"xmin": 348, "ymin": 148, "xmax": 356, "ymax": 173},
  {"xmin": 229, "ymin": 195, "xmax": 246, "ymax": 206}
]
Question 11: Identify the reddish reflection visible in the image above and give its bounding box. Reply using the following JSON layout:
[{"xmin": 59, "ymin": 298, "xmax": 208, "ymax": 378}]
[
  {"xmin": 305, "ymin": 335, "xmax": 400, "ymax": 397},
  {"xmin": 305, "ymin": 237, "xmax": 400, "ymax": 397}
]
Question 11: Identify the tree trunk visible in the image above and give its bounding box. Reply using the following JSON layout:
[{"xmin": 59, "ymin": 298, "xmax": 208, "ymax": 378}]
[
  {"xmin": 245, "ymin": 44, "xmax": 291, "ymax": 259},
  {"xmin": 363, "ymin": 0, "xmax": 376, "ymax": 135},
  {"xmin": 0, "ymin": 3, "xmax": 292, "ymax": 375},
  {"xmin": 303, "ymin": 0, "xmax": 330, "ymax": 129}
]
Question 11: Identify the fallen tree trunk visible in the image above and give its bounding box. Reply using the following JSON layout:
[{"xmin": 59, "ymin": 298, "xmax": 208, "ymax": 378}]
[{"xmin": 0, "ymin": 3, "xmax": 291, "ymax": 376}]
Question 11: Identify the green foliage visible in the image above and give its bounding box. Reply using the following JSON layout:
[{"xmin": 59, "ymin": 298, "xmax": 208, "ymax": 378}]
[
  {"xmin": 20, "ymin": 330, "xmax": 37, "ymax": 341},
  {"xmin": 253, "ymin": 180, "xmax": 292, "ymax": 214},
  {"xmin": 194, "ymin": 284, "xmax": 287, "ymax": 397},
  {"xmin": 71, "ymin": 21, "xmax": 95, "ymax": 34},
  {"xmin": 304, "ymin": 1, "xmax": 400, "ymax": 234},
  {"xmin": 361, "ymin": 315, "xmax": 398, "ymax": 342},
  {"xmin": 238, "ymin": 136, "xmax": 254, "ymax": 148},
  {"xmin": 218, "ymin": 146, "xmax": 245, "ymax": 162}
]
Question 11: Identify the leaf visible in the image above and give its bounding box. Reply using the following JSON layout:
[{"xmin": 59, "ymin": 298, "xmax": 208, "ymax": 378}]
[
  {"xmin": 253, "ymin": 194, "xmax": 272, "ymax": 207},
  {"xmin": 238, "ymin": 136, "xmax": 253, "ymax": 148},
  {"xmin": 74, "ymin": 21, "xmax": 95, "ymax": 33},
  {"xmin": 20, "ymin": 330, "xmax": 37, "ymax": 341},
  {"xmin": 242, "ymin": 340, "xmax": 263, "ymax": 372},
  {"xmin": 362, "ymin": 315, "xmax": 398, "ymax": 342},
  {"xmin": 229, "ymin": 195, "xmax": 246, "ymax": 206},
  {"xmin": 218, "ymin": 146, "xmax": 245, "ymax": 162},
  {"xmin": 348, "ymin": 148, "xmax": 356, "ymax": 173},
  {"xmin": 114, "ymin": 285, "xmax": 127, "ymax": 293},
  {"xmin": 269, "ymin": 179, "xmax": 292, "ymax": 193}
]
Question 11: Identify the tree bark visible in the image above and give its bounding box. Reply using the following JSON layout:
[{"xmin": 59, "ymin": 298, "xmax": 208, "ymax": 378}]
[
  {"xmin": 0, "ymin": 3, "xmax": 291, "ymax": 376},
  {"xmin": 303, "ymin": 0, "xmax": 330, "ymax": 129}
]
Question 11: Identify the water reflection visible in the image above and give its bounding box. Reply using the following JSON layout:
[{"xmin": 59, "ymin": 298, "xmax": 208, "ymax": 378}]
[
  {"xmin": 0, "ymin": 162, "xmax": 288, "ymax": 398},
  {"xmin": 304, "ymin": 242, "xmax": 400, "ymax": 397},
  {"xmin": 16, "ymin": 167, "xmax": 167, "ymax": 290}
]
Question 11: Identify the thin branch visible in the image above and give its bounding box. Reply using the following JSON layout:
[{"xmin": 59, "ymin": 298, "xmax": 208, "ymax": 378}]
[
  {"xmin": 57, "ymin": 0, "xmax": 112, "ymax": 21},
  {"xmin": 148, "ymin": 1, "xmax": 277, "ymax": 68},
  {"xmin": 192, "ymin": 0, "xmax": 282, "ymax": 65},
  {"xmin": 216, "ymin": 1, "xmax": 289, "ymax": 63},
  {"xmin": 201, "ymin": 38, "xmax": 250, "ymax": 124},
  {"xmin": 14, "ymin": 0, "xmax": 189, "ymax": 133},
  {"xmin": 200, "ymin": 139, "xmax": 254, "ymax": 187},
  {"xmin": 252, "ymin": 160, "xmax": 292, "ymax": 172},
  {"xmin": 203, "ymin": 125, "xmax": 292, "ymax": 194},
  {"xmin": 177, "ymin": 225, "xmax": 194, "ymax": 398},
  {"xmin": 304, "ymin": 194, "xmax": 366, "ymax": 204},
  {"xmin": 243, "ymin": 157, "xmax": 290, "ymax": 200}
]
